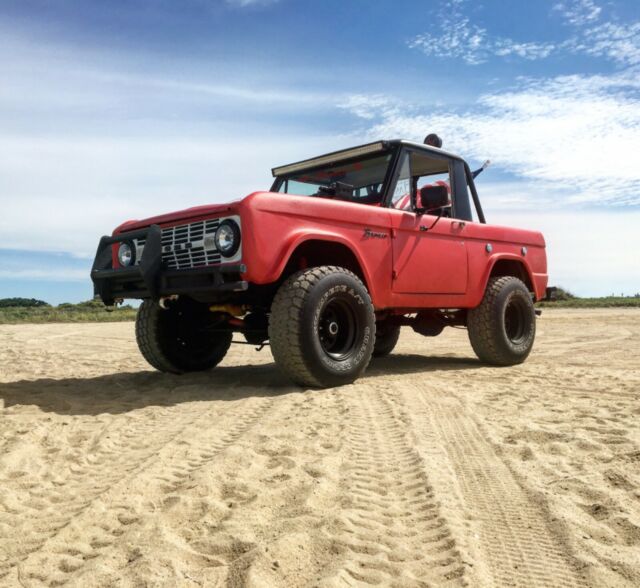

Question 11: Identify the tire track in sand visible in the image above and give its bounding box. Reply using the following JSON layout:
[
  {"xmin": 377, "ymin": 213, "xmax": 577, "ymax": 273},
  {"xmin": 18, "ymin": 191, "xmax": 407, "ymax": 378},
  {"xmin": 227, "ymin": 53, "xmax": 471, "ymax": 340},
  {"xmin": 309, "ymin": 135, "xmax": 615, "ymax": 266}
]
[
  {"xmin": 0, "ymin": 372, "xmax": 272, "ymax": 579},
  {"xmin": 325, "ymin": 388, "xmax": 466, "ymax": 587},
  {"xmin": 11, "ymin": 395, "xmax": 275, "ymax": 587},
  {"xmin": 413, "ymin": 389, "xmax": 582, "ymax": 588},
  {"xmin": 0, "ymin": 400, "xmax": 211, "ymax": 579}
]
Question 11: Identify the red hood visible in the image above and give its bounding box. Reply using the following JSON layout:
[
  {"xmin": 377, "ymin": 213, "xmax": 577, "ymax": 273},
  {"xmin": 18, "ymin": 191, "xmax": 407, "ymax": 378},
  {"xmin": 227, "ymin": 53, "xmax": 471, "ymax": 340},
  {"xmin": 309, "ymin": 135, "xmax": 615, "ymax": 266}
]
[{"xmin": 114, "ymin": 200, "xmax": 241, "ymax": 234}]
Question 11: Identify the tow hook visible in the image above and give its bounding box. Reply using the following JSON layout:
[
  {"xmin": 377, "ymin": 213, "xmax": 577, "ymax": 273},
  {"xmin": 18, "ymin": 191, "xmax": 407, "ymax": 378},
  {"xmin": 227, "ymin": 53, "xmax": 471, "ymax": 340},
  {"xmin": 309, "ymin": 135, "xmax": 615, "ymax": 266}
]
[{"xmin": 159, "ymin": 295, "xmax": 179, "ymax": 310}]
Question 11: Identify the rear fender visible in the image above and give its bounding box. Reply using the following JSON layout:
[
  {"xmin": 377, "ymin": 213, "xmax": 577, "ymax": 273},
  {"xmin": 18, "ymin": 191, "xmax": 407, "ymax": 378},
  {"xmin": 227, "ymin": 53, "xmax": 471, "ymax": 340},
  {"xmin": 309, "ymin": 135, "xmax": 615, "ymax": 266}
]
[{"xmin": 476, "ymin": 254, "xmax": 541, "ymax": 305}]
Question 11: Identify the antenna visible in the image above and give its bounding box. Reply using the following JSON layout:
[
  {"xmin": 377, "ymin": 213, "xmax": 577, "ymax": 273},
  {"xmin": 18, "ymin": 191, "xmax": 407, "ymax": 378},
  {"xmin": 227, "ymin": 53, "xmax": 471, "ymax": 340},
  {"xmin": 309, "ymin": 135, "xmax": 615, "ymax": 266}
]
[{"xmin": 472, "ymin": 160, "xmax": 491, "ymax": 179}]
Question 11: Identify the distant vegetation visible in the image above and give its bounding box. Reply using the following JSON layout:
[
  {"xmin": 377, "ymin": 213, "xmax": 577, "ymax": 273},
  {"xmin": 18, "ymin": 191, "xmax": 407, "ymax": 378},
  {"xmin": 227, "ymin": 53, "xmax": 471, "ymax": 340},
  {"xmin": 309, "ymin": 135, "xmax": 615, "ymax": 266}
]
[
  {"xmin": 0, "ymin": 298, "xmax": 137, "ymax": 324},
  {"xmin": 537, "ymin": 287, "xmax": 640, "ymax": 308},
  {"xmin": 0, "ymin": 297, "xmax": 50, "ymax": 308},
  {"xmin": 1, "ymin": 287, "xmax": 638, "ymax": 324}
]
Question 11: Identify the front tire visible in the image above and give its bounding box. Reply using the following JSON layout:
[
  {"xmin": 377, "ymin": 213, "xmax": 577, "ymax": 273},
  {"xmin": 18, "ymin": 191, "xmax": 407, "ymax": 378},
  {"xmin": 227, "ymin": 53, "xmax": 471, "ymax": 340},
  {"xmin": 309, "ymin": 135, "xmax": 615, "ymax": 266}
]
[
  {"xmin": 467, "ymin": 276, "xmax": 536, "ymax": 366},
  {"xmin": 136, "ymin": 298, "xmax": 232, "ymax": 373},
  {"xmin": 269, "ymin": 266, "xmax": 376, "ymax": 387},
  {"xmin": 373, "ymin": 321, "xmax": 401, "ymax": 357}
]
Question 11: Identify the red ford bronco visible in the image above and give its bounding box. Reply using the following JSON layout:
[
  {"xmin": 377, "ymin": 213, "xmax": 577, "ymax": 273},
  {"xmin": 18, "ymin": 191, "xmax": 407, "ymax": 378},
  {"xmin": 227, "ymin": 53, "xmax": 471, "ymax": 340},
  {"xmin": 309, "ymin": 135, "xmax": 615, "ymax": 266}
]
[{"xmin": 91, "ymin": 138, "xmax": 548, "ymax": 387}]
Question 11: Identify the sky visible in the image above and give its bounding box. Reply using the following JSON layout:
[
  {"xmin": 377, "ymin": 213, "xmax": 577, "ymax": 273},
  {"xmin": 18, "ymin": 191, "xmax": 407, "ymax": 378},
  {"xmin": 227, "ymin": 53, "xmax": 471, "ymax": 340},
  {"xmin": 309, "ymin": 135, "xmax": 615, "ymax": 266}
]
[{"xmin": 0, "ymin": 0, "xmax": 639, "ymax": 303}]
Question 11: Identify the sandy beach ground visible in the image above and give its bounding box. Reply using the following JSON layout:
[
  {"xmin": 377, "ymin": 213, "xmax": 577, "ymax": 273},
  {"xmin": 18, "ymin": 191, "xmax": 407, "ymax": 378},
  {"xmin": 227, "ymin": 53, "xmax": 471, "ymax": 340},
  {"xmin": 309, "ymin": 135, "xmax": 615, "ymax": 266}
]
[{"xmin": 0, "ymin": 309, "xmax": 638, "ymax": 587}]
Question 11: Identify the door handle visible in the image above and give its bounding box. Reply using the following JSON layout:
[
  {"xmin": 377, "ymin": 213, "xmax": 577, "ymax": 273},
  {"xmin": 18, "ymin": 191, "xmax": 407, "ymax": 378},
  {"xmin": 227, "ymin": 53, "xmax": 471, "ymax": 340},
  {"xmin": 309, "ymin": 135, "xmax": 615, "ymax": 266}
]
[{"xmin": 454, "ymin": 221, "xmax": 466, "ymax": 229}]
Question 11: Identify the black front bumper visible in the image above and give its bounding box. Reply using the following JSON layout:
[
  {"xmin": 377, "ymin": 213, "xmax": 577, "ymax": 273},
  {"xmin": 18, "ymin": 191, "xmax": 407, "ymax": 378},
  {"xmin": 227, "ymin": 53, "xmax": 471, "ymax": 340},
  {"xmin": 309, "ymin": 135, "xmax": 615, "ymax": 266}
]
[{"xmin": 90, "ymin": 224, "xmax": 247, "ymax": 305}]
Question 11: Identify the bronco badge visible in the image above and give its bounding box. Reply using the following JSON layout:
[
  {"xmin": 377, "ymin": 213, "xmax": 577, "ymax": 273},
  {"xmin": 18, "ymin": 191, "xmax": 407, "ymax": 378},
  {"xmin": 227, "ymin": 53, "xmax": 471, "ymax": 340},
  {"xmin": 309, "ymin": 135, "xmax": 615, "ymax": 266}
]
[{"xmin": 363, "ymin": 228, "xmax": 387, "ymax": 240}]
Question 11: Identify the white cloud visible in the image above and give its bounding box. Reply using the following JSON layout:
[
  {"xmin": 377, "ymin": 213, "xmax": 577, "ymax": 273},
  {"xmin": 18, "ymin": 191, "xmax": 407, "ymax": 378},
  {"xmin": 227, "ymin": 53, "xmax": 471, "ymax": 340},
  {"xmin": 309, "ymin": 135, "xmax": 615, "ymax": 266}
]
[
  {"xmin": 567, "ymin": 21, "xmax": 640, "ymax": 67},
  {"xmin": 408, "ymin": 1, "xmax": 556, "ymax": 64},
  {"xmin": 408, "ymin": 20, "xmax": 556, "ymax": 65},
  {"xmin": 337, "ymin": 95, "xmax": 402, "ymax": 120},
  {"xmin": 553, "ymin": 0, "xmax": 602, "ymax": 26},
  {"xmin": 341, "ymin": 72, "xmax": 640, "ymax": 207},
  {"xmin": 492, "ymin": 39, "xmax": 556, "ymax": 60},
  {"xmin": 410, "ymin": 0, "xmax": 640, "ymax": 67},
  {"xmin": 0, "ymin": 32, "xmax": 346, "ymax": 256},
  {"xmin": 0, "ymin": 134, "xmax": 339, "ymax": 256},
  {"xmin": 553, "ymin": 1, "xmax": 640, "ymax": 68},
  {"xmin": 491, "ymin": 210, "xmax": 640, "ymax": 296},
  {"xmin": 0, "ymin": 57, "xmax": 334, "ymax": 118},
  {"xmin": 409, "ymin": 19, "xmax": 489, "ymax": 65}
]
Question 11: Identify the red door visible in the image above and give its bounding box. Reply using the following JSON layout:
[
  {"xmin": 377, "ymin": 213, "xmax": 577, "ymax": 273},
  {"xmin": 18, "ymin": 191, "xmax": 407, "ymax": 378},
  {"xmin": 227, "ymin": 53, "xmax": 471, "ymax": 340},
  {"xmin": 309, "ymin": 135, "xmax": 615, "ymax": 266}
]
[{"xmin": 391, "ymin": 210, "xmax": 468, "ymax": 294}]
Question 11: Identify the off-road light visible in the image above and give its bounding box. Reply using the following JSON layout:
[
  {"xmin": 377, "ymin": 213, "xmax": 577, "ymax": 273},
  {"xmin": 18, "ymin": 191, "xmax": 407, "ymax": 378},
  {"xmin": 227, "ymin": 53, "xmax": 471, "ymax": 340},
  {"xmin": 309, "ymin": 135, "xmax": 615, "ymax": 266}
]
[
  {"xmin": 272, "ymin": 142, "xmax": 386, "ymax": 177},
  {"xmin": 117, "ymin": 241, "xmax": 134, "ymax": 267},
  {"xmin": 214, "ymin": 220, "xmax": 241, "ymax": 257}
]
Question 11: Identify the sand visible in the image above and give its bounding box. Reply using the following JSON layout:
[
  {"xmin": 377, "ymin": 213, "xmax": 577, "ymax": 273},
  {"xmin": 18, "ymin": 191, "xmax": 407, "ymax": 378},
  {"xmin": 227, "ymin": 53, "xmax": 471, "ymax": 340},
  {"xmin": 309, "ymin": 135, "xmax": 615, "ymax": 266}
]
[{"xmin": 0, "ymin": 309, "xmax": 638, "ymax": 587}]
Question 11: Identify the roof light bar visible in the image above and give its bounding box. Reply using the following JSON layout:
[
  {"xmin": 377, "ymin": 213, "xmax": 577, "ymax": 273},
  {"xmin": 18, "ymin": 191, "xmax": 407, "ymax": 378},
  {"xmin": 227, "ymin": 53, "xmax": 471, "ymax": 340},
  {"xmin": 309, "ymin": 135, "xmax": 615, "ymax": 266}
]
[{"xmin": 272, "ymin": 142, "xmax": 387, "ymax": 177}]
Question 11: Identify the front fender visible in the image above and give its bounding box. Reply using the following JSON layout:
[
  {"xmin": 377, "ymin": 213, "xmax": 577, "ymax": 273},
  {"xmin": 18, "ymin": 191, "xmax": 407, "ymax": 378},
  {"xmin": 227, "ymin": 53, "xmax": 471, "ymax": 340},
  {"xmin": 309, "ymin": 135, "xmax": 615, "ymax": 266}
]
[
  {"xmin": 239, "ymin": 194, "xmax": 392, "ymax": 307},
  {"xmin": 276, "ymin": 230, "xmax": 374, "ymax": 284}
]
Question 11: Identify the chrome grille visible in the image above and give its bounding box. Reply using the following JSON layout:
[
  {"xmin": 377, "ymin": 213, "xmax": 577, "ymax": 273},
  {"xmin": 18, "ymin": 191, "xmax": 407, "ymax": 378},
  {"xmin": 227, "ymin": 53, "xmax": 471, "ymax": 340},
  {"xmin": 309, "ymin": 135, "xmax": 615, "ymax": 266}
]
[{"xmin": 135, "ymin": 219, "xmax": 222, "ymax": 270}]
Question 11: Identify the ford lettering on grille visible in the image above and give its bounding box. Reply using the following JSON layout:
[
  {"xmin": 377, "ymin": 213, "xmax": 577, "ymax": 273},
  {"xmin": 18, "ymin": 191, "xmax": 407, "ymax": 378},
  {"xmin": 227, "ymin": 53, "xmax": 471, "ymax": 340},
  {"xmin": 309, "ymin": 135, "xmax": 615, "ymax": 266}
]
[{"xmin": 135, "ymin": 219, "xmax": 222, "ymax": 270}]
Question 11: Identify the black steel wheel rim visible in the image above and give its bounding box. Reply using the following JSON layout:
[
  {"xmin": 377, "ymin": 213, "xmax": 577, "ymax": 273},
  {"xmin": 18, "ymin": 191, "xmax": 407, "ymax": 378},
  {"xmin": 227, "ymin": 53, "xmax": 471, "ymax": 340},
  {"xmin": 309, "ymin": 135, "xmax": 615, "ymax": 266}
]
[
  {"xmin": 504, "ymin": 296, "xmax": 528, "ymax": 344},
  {"xmin": 317, "ymin": 296, "xmax": 358, "ymax": 360},
  {"xmin": 167, "ymin": 308, "xmax": 216, "ymax": 361}
]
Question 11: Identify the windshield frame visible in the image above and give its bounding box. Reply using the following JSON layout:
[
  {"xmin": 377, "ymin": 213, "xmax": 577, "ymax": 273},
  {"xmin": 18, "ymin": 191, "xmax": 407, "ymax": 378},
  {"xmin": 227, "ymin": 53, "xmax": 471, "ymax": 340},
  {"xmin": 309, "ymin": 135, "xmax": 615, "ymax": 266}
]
[{"xmin": 270, "ymin": 144, "xmax": 401, "ymax": 204}]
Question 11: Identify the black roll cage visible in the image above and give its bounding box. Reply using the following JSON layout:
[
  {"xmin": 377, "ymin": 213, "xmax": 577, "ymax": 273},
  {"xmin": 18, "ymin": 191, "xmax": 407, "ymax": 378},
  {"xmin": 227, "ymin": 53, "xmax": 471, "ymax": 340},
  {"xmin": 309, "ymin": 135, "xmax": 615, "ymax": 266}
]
[{"xmin": 270, "ymin": 140, "xmax": 486, "ymax": 224}]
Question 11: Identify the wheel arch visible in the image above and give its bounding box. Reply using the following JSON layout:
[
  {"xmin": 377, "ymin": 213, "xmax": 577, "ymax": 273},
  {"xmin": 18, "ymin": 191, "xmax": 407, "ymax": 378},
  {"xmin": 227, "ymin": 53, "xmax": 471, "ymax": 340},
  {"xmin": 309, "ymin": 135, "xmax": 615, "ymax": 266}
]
[
  {"xmin": 490, "ymin": 258, "xmax": 534, "ymax": 290},
  {"xmin": 477, "ymin": 255, "xmax": 537, "ymax": 304},
  {"xmin": 278, "ymin": 236, "xmax": 375, "ymax": 298}
]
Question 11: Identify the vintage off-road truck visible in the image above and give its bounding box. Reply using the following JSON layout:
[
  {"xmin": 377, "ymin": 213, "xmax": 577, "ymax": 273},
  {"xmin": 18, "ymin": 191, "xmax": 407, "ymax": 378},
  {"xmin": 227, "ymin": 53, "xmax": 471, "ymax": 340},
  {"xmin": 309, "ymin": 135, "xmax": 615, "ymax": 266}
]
[{"xmin": 91, "ymin": 139, "xmax": 548, "ymax": 387}]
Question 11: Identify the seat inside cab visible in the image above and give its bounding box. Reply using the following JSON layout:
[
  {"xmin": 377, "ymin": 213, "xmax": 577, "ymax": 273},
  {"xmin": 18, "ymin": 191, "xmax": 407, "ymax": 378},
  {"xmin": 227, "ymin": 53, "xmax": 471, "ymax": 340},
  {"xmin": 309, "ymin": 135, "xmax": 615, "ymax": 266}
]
[{"xmin": 392, "ymin": 151, "xmax": 452, "ymax": 215}]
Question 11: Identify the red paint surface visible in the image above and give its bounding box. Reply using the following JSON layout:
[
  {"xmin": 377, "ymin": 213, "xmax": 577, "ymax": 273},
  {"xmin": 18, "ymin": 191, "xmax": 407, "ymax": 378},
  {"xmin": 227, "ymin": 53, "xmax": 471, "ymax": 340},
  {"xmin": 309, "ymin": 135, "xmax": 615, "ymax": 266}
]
[{"xmin": 112, "ymin": 191, "xmax": 548, "ymax": 310}]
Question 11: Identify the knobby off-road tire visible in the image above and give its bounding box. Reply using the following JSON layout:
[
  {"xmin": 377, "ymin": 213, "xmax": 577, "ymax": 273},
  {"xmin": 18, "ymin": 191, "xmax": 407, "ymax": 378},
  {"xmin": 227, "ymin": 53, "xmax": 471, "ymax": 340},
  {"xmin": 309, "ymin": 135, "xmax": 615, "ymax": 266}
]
[
  {"xmin": 136, "ymin": 298, "xmax": 232, "ymax": 373},
  {"xmin": 269, "ymin": 266, "xmax": 376, "ymax": 388},
  {"xmin": 467, "ymin": 276, "xmax": 536, "ymax": 366},
  {"xmin": 373, "ymin": 321, "xmax": 401, "ymax": 357}
]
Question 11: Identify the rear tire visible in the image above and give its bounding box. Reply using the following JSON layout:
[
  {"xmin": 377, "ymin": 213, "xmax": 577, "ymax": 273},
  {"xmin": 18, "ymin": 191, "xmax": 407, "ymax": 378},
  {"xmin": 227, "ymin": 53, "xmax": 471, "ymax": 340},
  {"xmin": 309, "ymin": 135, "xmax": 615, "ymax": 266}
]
[
  {"xmin": 373, "ymin": 321, "xmax": 401, "ymax": 357},
  {"xmin": 136, "ymin": 298, "xmax": 232, "ymax": 373},
  {"xmin": 269, "ymin": 266, "xmax": 375, "ymax": 388},
  {"xmin": 467, "ymin": 276, "xmax": 536, "ymax": 366}
]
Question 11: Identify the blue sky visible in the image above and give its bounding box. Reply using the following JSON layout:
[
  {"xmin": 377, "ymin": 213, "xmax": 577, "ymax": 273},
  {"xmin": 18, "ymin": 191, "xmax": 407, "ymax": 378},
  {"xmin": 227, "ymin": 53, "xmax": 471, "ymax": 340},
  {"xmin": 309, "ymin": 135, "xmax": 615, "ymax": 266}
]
[{"xmin": 0, "ymin": 0, "xmax": 639, "ymax": 303}]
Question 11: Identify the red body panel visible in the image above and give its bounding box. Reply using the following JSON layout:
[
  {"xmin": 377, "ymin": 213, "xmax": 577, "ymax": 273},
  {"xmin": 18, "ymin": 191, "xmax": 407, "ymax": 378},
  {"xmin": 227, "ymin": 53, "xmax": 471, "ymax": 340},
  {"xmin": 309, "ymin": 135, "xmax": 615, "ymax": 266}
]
[
  {"xmin": 238, "ymin": 192, "xmax": 393, "ymax": 306},
  {"xmin": 114, "ymin": 202, "xmax": 238, "ymax": 234},
  {"xmin": 114, "ymin": 191, "xmax": 548, "ymax": 309}
]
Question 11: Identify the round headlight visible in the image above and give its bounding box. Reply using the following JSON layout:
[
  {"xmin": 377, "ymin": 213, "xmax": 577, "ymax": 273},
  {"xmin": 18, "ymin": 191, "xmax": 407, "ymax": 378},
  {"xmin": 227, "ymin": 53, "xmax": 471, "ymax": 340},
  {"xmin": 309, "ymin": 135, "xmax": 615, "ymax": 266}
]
[
  {"xmin": 117, "ymin": 242, "xmax": 134, "ymax": 267},
  {"xmin": 214, "ymin": 220, "xmax": 241, "ymax": 257}
]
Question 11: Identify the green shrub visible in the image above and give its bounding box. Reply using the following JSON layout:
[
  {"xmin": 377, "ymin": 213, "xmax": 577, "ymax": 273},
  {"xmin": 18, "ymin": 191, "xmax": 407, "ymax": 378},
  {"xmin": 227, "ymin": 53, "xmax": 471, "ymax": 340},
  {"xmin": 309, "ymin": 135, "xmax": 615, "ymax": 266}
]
[
  {"xmin": 551, "ymin": 287, "xmax": 576, "ymax": 301},
  {"xmin": 0, "ymin": 297, "xmax": 50, "ymax": 308},
  {"xmin": 0, "ymin": 300, "xmax": 137, "ymax": 324},
  {"xmin": 537, "ymin": 296, "xmax": 640, "ymax": 308}
]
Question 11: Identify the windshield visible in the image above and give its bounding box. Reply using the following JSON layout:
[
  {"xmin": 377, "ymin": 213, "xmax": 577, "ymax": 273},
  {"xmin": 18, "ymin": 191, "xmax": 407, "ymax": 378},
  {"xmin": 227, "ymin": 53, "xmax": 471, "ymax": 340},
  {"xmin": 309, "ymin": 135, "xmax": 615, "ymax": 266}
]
[{"xmin": 274, "ymin": 152, "xmax": 394, "ymax": 204}]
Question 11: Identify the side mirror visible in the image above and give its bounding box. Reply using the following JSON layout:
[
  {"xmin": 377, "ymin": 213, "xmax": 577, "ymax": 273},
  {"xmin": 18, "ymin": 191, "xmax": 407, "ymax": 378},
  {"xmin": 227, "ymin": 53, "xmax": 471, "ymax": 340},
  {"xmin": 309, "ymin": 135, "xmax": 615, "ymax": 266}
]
[{"xmin": 415, "ymin": 185, "xmax": 449, "ymax": 215}]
